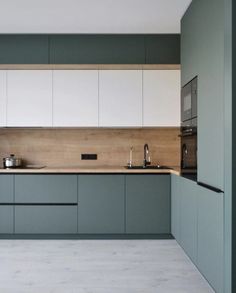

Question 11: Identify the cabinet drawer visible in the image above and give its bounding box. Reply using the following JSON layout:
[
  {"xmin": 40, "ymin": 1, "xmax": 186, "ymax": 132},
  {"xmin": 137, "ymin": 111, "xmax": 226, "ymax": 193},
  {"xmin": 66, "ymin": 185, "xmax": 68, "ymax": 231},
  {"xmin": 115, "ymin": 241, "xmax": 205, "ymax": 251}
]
[
  {"xmin": 0, "ymin": 175, "xmax": 14, "ymax": 203},
  {"xmin": 0, "ymin": 206, "xmax": 14, "ymax": 234},
  {"xmin": 15, "ymin": 206, "xmax": 77, "ymax": 234},
  {"xmin": 15, "ymin": 175, "xmax": 77, "ymax": 203}
]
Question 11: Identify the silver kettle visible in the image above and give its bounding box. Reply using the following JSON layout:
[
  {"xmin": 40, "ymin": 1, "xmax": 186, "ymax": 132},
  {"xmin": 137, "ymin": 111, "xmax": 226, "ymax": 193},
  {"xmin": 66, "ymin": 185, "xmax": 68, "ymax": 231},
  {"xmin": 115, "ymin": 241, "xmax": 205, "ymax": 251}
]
[{"xmin": 3, "ymin": 154, "xmax": 22, "ymax": 169}]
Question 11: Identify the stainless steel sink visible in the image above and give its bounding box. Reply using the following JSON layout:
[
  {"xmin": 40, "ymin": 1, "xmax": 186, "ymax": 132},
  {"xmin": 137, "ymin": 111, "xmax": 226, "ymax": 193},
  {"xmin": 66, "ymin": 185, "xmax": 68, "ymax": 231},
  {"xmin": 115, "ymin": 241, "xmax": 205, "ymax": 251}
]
[
  {"xmin": 125, "ymin": 165, "xmax": 173, "ymax": 170},
  {"xmin": 22, "ymin": 165, "xmax": 46, "ymax": 169}
]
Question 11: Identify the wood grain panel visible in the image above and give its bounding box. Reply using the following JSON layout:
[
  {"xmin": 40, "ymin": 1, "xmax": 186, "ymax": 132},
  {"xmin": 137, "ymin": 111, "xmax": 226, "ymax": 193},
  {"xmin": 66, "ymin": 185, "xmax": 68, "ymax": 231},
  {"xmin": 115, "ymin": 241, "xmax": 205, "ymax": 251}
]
[
  {"xmin": 0, "ymin": 64, "xmax": 180, "ymax": 70},
  {"xmin": 0, "ymin": 128, "xmax": 180, "ymax": 168}
]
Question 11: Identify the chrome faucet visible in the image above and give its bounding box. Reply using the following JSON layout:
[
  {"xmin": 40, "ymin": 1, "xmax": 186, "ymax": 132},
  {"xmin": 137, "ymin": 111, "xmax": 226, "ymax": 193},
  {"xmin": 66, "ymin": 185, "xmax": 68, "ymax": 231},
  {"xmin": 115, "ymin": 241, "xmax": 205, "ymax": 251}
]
[{"xmin": 143, "ymin": 143, "xmax": 151, "ymax": 167}]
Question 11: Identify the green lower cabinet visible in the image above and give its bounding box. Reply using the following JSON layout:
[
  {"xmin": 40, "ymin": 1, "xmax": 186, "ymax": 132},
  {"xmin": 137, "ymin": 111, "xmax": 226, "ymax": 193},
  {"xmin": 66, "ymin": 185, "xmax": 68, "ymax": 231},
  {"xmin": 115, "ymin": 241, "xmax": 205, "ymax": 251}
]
[
  {"xmin": 197, "ymin": 186, "xmax": 223, "ymax": 293},
  {"xmin": 171, "ymin": 174, "xmax": 181, "ymax": 243},
  {"xmin": 15, "ymin": 206, "xmax": 77, "ymax": 234},
  {"xmin": 171, "ymin": 174, "xmax": 223, "ymax": 293},
  {"xmin": 126, "ymin": 175, "xmax": 170, "ymax": 234},
  {"xmin": 0, "ymin": 175, "xmax": 14, "ymax": 203},
  {"xmin": 15, "ymin": 175, "xmax": 77, "ymax": 203},
  {"xmin": 0, "ymin": 206, "xmax": 14, "ymax": 233},
  {"xmin": 180, "ymin": 177, "xmax": 197, "ymax": 263},
  {"xmin": 78, "ymin": 175, "xmax": 125, "ymax": 234}
]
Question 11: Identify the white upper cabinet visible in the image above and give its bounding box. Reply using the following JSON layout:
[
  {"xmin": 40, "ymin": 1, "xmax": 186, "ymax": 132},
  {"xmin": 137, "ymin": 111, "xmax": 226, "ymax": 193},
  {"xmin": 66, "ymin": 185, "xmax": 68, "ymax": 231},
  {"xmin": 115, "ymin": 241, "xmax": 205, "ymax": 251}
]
[
  {"xmin": 143, "ymin": 70, "xmax": 180, "ymax": 126},
  {"xmin": 2, "ymin": 69, "xmax": 181, "ymax": 128},
  {"xmin": 7, "ymin": 70, "xmax": 53, "ymax": 127},
  {"xmin": 99, "ymin": 70, "xmax": 142, "ymax": 127},
  {"xmin": 53, "ymin": 70, "xmax": 98, "ymax": 127},
  {"xmin": 0, "ymin": 71, "xmax": 7, "ymax": 126}
]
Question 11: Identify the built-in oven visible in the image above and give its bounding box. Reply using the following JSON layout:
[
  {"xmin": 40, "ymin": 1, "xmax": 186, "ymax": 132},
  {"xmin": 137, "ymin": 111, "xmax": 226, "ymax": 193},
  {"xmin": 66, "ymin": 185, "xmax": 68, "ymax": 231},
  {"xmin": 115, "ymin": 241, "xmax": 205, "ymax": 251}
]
[
  {"xmin": 181, "ymin": 77, "xmax": 197, "ymax": 122},
  {"xmin": 180, "ymin": 118, "xmax": 197, "ymax": 180}
]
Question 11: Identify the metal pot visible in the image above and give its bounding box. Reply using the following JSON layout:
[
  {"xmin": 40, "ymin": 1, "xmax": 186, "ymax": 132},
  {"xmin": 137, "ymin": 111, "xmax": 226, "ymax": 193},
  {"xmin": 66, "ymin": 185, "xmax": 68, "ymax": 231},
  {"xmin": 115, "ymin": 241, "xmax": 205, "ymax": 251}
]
[{"xmin": 3, "ymin": 154, "xmax": 22, "ymax": 169}]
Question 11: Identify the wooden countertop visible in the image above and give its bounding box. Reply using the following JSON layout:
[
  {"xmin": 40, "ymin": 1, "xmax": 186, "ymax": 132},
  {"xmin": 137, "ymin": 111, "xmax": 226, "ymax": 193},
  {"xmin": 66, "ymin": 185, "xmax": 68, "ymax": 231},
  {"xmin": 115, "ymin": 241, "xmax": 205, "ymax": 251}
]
[{"xmin": 0, "ymin": 166, "xmax": 180, "ymax": 175}]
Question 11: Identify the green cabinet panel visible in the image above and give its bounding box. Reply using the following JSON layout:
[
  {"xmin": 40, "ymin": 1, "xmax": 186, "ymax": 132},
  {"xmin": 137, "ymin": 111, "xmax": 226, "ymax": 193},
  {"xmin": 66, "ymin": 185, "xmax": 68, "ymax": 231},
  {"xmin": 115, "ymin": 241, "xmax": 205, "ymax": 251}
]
[
  {"xmin": 171, "ymin": 175, "xmax": 197, "ymax": 262},
  {"xmin": 171, "ymin": 174, "xmax": 224, "ymax": 293},
  {"xmin": 197, "ymin": 186, "xmax": 223, "ymax": 293},
  {"xmin": 50, "ymin": 35, "xmax": 145, "ymax": 64},
  {"xmin": 171, "ymin": 174, "xmax": 181, "ymax": 243},
  {"xmin": 15, "ymin": 175, "xmax": 77, "ymax": 203},
  {"xmin": 0, "ymin": 206, "xmax": 14, "ymax": 233},
  {"xmin": 0, "ymin": 175, "xmax": 14, "ymax": 203},
  {"xmin": 181, "ymin": 0, "xmax": 224, "ymax": 190},
  {"xmin": 78, "ymin": 175, "xmax": 125, "ymax": 234},
  {"xmin": 0, "ymin": 35, "xmax": 49, "ymax": 64},
  {"xmin": 180, "ymin": 177, "xmax": 197, "ymax": 263},
  {"xmin": 126, "ymin": 175, "xmax": 170, "ymax": 234},
  {"xmin": 145, "ymin": 35, "xmax": 180, "ymax": 64},
  {"xmin": 15, "ymin": 206, "xmax": 77, "ymax": 234}
]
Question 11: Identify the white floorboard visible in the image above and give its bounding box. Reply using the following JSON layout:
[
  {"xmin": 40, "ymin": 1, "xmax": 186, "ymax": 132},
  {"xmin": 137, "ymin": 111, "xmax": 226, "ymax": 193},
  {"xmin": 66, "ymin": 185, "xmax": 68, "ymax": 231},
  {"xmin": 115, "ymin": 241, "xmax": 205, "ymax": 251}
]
[{"xmin": 0, "ymin": 239, "xmax": 214, "ymax": 293}]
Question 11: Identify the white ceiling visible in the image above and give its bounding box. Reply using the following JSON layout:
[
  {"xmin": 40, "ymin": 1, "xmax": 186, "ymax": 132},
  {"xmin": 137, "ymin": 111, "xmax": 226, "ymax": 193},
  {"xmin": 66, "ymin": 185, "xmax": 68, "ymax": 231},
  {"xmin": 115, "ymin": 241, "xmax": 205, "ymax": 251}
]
[{"xmin": 0, "ymin": 0, "xmax": 192, "ymax": 34}]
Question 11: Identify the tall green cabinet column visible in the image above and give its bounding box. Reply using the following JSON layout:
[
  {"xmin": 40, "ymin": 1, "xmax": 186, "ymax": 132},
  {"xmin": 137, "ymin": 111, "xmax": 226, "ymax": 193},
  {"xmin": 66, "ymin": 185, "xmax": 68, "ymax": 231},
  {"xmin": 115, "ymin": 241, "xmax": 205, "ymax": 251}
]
[{"xmin": 181, "ymin": 0, "xmax": 225, "ymax": 191}]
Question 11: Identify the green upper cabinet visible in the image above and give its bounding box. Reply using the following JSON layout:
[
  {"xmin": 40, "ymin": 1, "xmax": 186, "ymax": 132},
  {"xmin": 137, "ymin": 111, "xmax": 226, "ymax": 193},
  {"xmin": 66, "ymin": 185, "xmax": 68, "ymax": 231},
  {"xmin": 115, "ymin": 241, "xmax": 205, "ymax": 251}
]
[
  {"xmin": 49, "ymin": 35, "xmax": 145, "ymax": 64},
  {"xmin": 0, "ymin": 34, "xmax": 180, "ymax": 65},
  {"xmin": 0, "ymin": 35, "xmax": 49, "ymax": 64},
  {"xmin": 126, "ymin": 174, "xmax": 170, "ymax": 234},
  {"xmin": 145, "ymin": 35, "xmax": 180, "ymax": 64},
  {"xmin": 181, "ymin": 0, "xmax": 224, "ymax": 190}
]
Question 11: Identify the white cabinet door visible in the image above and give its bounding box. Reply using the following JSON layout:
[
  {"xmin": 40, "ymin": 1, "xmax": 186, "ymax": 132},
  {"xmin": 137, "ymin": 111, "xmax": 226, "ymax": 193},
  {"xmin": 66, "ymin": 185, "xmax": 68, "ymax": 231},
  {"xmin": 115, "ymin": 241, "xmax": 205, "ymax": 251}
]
[
  {"xmin": 143, "ymin": 70, "xmax": 180, "ymax": 126},
  {"xmin": 7, "ymin": 70, "xmax": 52, "ymax": 127},
  {"xmin": 53, "ymin": 70, "xmax": 98, "ymax": 127},
  {"xmin": 99, "ymin": 70, "xmax": 142, "ymax": 127},
  {"xmin": 0, "ymin": 71, "xmax": 7, "ymax": 126}
]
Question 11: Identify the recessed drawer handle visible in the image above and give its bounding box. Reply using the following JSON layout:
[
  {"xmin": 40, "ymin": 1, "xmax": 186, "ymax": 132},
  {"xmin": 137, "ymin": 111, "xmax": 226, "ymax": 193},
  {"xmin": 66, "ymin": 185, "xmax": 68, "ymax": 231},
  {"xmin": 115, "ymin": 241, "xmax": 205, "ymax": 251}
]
[{"xmin": 197, "ymin": 181, "xmax": 224, "ymax": 193}]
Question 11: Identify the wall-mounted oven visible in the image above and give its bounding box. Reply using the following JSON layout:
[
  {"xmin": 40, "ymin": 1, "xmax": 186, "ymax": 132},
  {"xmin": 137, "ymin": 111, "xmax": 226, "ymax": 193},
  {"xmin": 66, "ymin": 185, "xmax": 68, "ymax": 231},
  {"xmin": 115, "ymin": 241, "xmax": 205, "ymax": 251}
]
[
  {"xmin": 181, "ymin": 77, "xmax": 197, "ymax": 122},
  {"xmin": 180, "ymin": 77, "xmax": 198, "ymax": 180},
  {"xmin": 180, "ymin": 118, "xmax": 197, "ymax": 177}
]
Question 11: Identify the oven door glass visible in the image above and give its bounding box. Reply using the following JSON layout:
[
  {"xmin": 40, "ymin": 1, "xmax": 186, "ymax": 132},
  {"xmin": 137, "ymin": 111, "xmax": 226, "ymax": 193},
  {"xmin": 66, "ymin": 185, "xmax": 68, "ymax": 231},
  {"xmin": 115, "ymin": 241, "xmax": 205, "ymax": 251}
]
[
  {"xmin": 181, "ymin": 134, "xmax": 197, "ymax": 173},
  {"xmin": 181, "ymin": 82, "xmax": 192, "ymax": 121}
]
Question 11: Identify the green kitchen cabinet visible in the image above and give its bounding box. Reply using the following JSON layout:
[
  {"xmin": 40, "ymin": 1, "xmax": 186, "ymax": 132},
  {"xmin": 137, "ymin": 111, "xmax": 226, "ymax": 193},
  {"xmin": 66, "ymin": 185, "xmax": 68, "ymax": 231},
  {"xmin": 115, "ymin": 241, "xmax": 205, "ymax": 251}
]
[
  {"xmin": 0, "ymin": 206, "xmax": 14, "ymax": 233},
  {"xmin": 171, "ymin": 173, "xmax": 223, "ymax": 293},
  {"xmin": 78, "ymin": 175, "xmax": 125, "ymax": 234},
  {"xmin": 171, "ymin": 174, "xmax": 181, "ymax": 243},
  {"xmin": 145, "ymin": 35, "xmax": 180, "ymax": 64},
  {"xmin": 197, "ymin": 185, "xmax": 224, "ymax": 293},
  {"xmin": 50, "ymin": 35, "xmax": 145, "ymax": 64},
  {"xmin": 180, "ymin": 176, "xmax": 197, "ymax": 263},
  {"xmin": 181, "ymin": 0, "xmax": 224, "ymax": 190},
  {"xmin": 171, "ymin": 175, "xmax": 197, "ymax": 263},
  {"xmin": 15, "ymin": 175, "xmax": 77, "ymax": 203},
  {"xmin": 126, "ymin": 175, "xmax": 170, "ymax": 234},
  {"xmin": 0, "ymin": 175, "xmax": 14, "ymax": 203},
  {"xmin": 0, "ymin": 35, "xmax": 49, "ymax": 64},
  {"xmin": 15, "ymin": 206, "xmax": 77, "ymax": 234}
]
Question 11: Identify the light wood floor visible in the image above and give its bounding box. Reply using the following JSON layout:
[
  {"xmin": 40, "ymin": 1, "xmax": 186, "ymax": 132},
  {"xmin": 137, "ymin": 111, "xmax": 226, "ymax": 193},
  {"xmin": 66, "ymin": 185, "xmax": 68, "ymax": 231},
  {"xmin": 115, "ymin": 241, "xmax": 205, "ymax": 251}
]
[{"xmin": 0, "ymin": 239, "xmax": 214, "ymax": 293}]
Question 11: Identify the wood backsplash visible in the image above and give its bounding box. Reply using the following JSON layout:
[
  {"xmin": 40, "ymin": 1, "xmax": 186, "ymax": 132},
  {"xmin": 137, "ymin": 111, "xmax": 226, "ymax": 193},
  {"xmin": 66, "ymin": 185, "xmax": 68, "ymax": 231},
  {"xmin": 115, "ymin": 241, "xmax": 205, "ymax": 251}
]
[{"xmin": 0, "ymin": 128, "xmax": 180, "ymax": 167}]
